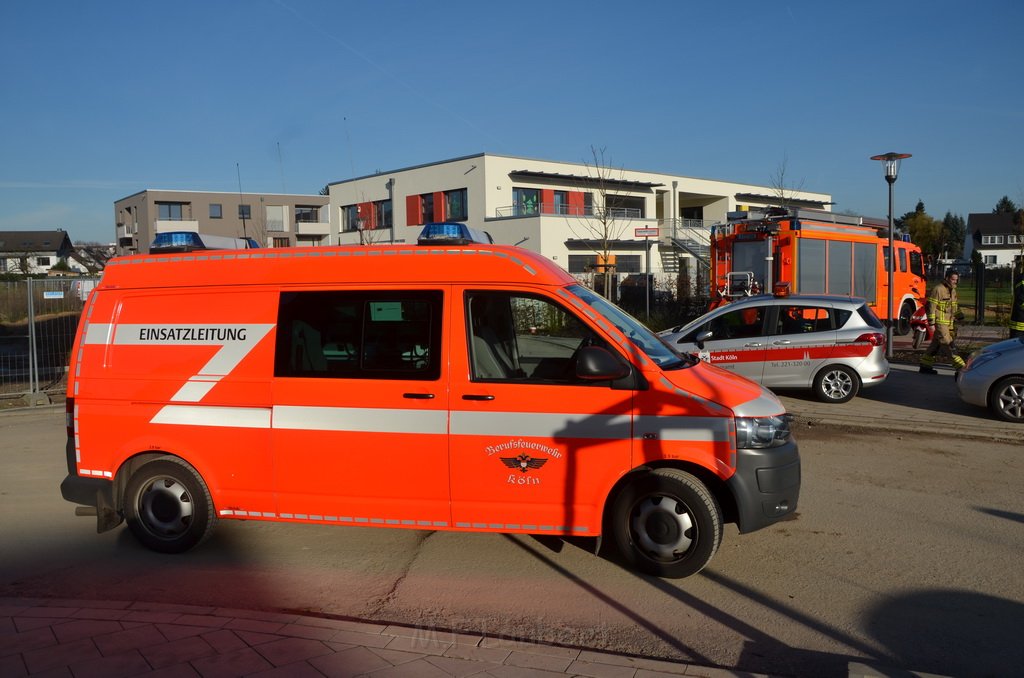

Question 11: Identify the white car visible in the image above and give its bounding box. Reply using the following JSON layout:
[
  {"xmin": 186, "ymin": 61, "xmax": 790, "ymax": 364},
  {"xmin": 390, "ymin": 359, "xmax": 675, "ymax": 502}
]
[{"xmin": 658, "ymin": 294, "xmax": 889, "ymax": 403}]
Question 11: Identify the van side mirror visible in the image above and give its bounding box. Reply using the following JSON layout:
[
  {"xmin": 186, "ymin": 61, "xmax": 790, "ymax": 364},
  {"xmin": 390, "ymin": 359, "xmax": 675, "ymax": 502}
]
[
  {"xmin": 696, "ymin": 329, "xmax": 714, "ymax": 350},
  {"xmin": 575, "ymin": 346, "xmax": 630, "ymax": 381}
]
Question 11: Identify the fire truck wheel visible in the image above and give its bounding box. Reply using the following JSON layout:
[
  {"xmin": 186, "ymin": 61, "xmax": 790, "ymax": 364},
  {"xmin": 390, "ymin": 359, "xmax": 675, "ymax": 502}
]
[
  {"xmin": 813, "ymin": 365, "xmax": 860, "ymax": 404},
  {"xmin": 989, "ymin": 376, "xmax": 1024, "ymax": 423},
  {"xmin": 123, "ymin": 458, "xmax": 216, "ymax": 554},
  {"xmin": 896, "ymin": 301, "xmax": 915, "ymax": 336},
  {"xmin": 610, "ymin": 468, "xmax": 722, "ymax": 578}
]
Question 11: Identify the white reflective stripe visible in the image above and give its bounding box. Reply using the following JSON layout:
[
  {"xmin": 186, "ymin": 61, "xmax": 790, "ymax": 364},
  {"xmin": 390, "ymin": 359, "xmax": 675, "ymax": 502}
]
[
  {"xmin": 84, "ymin": 323, "xmax": 114, "ymax": 345},
  {"xmin": 171, "ymin": 378, "xmax": 221, "ymax": 402},
  {"xmin": 152, "ymin": 405, "xmax": 272, "ymax": 428},
  {"xmin": 147, "ymin": 404, "xmax": 728, "ymax": 445},
  {"xmin": 273, "ymin": 405, "xmax": 448, "ymax": 434},
  {"xmin": 451, "ymin": 410, "xmax": 631, "ymax": 439},
  {"xmin": 634, "ymin": 416, "xmax": 731, "ymax": 442}
]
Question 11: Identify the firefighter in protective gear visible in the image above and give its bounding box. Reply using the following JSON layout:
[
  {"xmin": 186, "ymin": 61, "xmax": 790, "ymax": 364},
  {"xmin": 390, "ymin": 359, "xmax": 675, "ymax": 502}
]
[
  {"xmin": 1010, "ymin": 264, "xmax": 1024, "ymax": 339},
  {"xmin": 920, "ymin": 270, "xmax": 965, "ymax": 374}
]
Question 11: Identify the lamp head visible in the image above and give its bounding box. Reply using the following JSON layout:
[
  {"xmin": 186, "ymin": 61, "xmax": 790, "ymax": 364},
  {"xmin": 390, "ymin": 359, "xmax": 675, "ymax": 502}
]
[{"xmin": 870, "ymin": 152, "xmax": 912, "ymax": 182}]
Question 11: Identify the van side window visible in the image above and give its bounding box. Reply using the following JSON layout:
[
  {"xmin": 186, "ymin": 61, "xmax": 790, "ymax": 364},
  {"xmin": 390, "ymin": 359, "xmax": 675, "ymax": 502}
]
[
  {"xmin": 275, "ymin": 290, "xmax": 442, "ymax": 380},
  {"xmin": 466, "ymin": 291, "xmax": 607, "ymax": 384}
]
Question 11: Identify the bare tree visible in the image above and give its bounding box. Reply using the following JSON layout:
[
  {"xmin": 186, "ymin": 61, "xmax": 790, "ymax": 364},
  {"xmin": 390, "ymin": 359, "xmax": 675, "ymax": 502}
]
[
  {"xmin": 768, "ymin": 154, "xmax": 806, "ymax": 209},
  {"xmin": 567, "ymin": 146, "xmax": 636, "ymax": 298}
]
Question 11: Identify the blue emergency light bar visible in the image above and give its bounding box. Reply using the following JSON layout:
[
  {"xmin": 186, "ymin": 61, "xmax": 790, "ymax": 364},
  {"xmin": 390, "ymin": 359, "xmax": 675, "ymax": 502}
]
[
  {"xmin": 417, "ymin": 222, "xmax": 494, "ymax": 246},
  {"xmin": 152, "ymin": 232, "xmax": 204, "ymax": 250}
]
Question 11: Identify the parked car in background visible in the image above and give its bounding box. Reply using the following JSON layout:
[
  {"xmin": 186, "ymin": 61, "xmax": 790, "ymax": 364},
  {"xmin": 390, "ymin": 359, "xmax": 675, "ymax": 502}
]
[
  {"xmin": 658, "ymin": 294, "xmax": 889, "ymax": 403},
  {"xmin": 957, "ymin": 336, "xmax": 1024, "ymax": 423}
]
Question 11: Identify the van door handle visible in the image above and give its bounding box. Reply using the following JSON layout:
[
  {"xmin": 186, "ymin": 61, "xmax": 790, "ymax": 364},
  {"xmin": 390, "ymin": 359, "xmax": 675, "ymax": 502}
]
[
  {"xmin": 772, "ymin": 340, "xmax": 792, "ymax": 345},
  {"xmin": 462, "ymin": 394, "xmax": 495, "ymax": 401},
  {"xmin": 403, "ymin": 393, "xmax": 435, "ymax": 399},
  {"xmin": 744, "ymin": 342, "xmax": 763, "ymax": 348}
]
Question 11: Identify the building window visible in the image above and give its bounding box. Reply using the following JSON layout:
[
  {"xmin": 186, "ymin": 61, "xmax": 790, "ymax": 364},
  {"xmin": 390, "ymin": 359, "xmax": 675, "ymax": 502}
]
[
  {"xmin": 513, "ymin": 188, "xmax": 539, "ymax": 216},
  {"xmin": 374, "ymin": 200, "xmax": 393, "ymax": 229},
  {"xmin": 983, "ymin": 255, "xmax": 997, "ymax": 265},
  {"xmin": 421, "ymin": 193, "xmax": 435, "ymax": 224},
  {"xmin": 1008, "ymin": 234, "xmax": 1023, "ymax": 244},
  {"xmin": 981, "ymin": 235, "xmax": 1004, "ymax": 245},
  {"xmin": 445, "ymin": 188, "xmax": 468, "ymax": 221},
  {"xmin": 295, "ymin": 206, "xmax": 320, "ymax": 223},
  {"xmin": 341, "ymin": 205, "xmax": 360, "ymax": 232},
  {"xmin": 239, "ymin": 204, "xmax": 252, "ymax": 220},
  {"xmin": 210, "ymin": 204, "xmax": 222, "ymax": 219},
  {"xmin": 553, "ymin": 191, "xmax": 568, "ymax": 215},
  {"xmin": 272, "ymin": 237, "xmax": 290, "ymax": 248},
  {"xmin": 567, "ymin": 254, "xmax": 641, "ymax": 273},
  {"xmin": 35, "ymin": 257, "xmax": 51, "ymax": 266},
  {"xmin": 157, "ymin": 202, "xmax": 185, "ymax": 220},
  {"xmin": 605, "ymin": 195, "xmax": 645, "ymax": 219}
]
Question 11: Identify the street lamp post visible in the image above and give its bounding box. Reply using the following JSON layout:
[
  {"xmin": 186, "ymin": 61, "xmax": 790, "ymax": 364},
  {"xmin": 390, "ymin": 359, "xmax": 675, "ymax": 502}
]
[{"xmin": 870, "ymin": 152, "xmax": 911, "ymax": 360}]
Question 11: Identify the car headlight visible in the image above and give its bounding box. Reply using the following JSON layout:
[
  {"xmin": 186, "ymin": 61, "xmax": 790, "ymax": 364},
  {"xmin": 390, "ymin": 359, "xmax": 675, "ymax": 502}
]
[
  {"xmin": 735, "ymin": 414, "xmax": 793, "ymax": 449},
  {"xmin": 965, "ymin": 351, "xmax": 1001, "ymax": 371}
]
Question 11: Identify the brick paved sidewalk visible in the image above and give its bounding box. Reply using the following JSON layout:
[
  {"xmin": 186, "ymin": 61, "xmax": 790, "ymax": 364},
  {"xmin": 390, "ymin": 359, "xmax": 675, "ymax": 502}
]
[{"xmin": 1, "ymin": 597, "xmax": 765, "ymax": 678}]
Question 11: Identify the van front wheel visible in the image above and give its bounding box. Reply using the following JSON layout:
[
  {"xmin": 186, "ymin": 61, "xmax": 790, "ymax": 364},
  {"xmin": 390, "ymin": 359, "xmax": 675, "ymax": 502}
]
[
  {"xmin": 611, "ymin": 469, "xmax": 722, "ymax": 578},
  {"xmin": 123, "ymin": 458, "xmax": 216, "ymax": 553}
]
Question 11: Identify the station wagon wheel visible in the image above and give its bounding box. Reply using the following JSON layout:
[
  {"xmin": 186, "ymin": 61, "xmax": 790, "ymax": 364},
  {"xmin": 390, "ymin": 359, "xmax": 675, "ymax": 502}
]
[
  {"xmin": 610, "ymin": 468, "xmax": 722, "ymax": 578},
  {"xmin": 123, "ymin": 458, "xmax": 216, "ymax": 553},
  {"xmin": 989, "ymin": 376, "xmax": 1024, "ymax": 423},
  {"xmin": 813, "ymin": 364, "xmax": 860, "ymax": 404}
]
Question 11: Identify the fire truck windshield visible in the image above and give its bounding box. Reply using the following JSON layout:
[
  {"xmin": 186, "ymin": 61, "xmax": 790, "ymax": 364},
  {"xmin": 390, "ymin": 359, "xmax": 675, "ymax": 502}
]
[{"xmin": 568, "ymin": 285, "xmax": 691, "ymax": 369}]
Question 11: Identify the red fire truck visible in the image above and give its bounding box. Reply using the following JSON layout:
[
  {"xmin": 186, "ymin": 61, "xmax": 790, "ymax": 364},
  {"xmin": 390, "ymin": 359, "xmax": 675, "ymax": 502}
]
[{"xmin": 710, "ymin": 207, "xmax": 927, "ymax": 332}]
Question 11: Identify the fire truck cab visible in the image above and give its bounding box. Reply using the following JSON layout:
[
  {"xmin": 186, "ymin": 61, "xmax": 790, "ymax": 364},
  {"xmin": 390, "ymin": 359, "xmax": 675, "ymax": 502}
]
[{"xmin": 711, "ymin": 207, "xmax": 927, "ymax": 333}]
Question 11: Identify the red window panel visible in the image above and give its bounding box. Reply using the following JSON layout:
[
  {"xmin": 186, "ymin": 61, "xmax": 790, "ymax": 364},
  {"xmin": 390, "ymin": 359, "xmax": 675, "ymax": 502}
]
[
  {"xmin": 541, "ymin": 189, "xmax": 554, "ymax": 215},
  {"xmin": 358, "ymin": 202, "xmax": 376, "ymax": 229},
  {"xmin": 406, "ymin": 195, "xmax": 420, "ymax": 226},
  {"xmin": 568, "ymin": 192, "xmax": 585, "ymax": 216}
]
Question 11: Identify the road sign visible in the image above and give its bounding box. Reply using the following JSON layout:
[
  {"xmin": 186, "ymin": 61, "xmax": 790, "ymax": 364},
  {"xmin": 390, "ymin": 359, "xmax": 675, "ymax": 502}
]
[{"xmin": 634, "ymin": 227, "xmax": 659, "ymax": 238}]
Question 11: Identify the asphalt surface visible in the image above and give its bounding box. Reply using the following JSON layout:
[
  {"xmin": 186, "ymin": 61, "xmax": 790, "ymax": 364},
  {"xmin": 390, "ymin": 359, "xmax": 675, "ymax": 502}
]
[{"xmin": 3, "ymin": 332, "xmax": 1017, "ymax": 677}]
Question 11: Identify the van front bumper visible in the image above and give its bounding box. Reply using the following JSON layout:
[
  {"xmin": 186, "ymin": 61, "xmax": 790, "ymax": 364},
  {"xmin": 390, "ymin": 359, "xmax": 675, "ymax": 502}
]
[{"xmin": 727, "ymin": 439, "xmax": 800, "ymax": 533}]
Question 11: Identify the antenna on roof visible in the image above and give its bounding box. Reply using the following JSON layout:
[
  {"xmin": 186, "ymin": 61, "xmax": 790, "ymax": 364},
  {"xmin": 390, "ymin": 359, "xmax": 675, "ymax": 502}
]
[
  {"xmin": 277, "ymin": 142, "xmax": 286, "ymax": 194},
  {"xmin": 236, "ymin": 163, "xmax": 248, "ymax": 240}
]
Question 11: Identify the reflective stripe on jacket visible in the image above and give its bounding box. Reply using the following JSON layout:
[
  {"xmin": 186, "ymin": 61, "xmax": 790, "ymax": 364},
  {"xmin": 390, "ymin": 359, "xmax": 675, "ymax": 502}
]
[
  {"xmin": 926, "ymin": 281, "xmax": 958, "ymax": 326},
  {"xmin": 1010, "ymin": 278, "xmax": 1024, "ymax": 332}
]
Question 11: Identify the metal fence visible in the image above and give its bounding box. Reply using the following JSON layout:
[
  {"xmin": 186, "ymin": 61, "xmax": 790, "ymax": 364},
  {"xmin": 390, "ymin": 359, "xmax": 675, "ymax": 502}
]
[{"xmin": 0, "ymin": 278, "xmax": 97, "ymax": 403}]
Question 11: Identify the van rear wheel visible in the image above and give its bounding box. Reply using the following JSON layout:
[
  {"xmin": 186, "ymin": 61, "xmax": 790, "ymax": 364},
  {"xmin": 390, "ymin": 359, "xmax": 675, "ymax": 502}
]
[
  {"xmin": 123, "ymin": 458, "xmax": 216, "ymax": 553},
  {"xmin": 610, "ymin": 469, "xmax": 722, "ymax": 578}
]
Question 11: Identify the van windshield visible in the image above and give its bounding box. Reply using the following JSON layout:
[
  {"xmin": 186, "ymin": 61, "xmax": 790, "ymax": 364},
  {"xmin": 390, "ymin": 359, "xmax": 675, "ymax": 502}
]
[{"xmin": 568, "ymin": 285, "xmax": 691, "ymax": 369}]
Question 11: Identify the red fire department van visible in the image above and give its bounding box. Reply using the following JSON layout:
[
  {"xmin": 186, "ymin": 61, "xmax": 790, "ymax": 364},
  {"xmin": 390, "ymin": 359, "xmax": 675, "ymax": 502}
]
[
  {"xmin": 711, "ymin": 207, "xmax": 927, "ymax": 332},
  {"xmin": 61, "ymin": 223, "xmax": 800, "ymax": 578}
]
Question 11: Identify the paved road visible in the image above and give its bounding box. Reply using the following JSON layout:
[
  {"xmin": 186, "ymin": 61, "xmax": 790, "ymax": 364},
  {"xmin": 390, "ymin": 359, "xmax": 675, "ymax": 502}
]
[{"xmin": 2, "ymin": 377, "xmax": 1022, "ymax": 677}]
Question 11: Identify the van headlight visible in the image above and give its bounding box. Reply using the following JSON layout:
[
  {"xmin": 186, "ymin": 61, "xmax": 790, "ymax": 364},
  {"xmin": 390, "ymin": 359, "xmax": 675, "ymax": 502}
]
[{"xmin": 735, "ymin": 415, "xmax": 792, "ymax": 449}]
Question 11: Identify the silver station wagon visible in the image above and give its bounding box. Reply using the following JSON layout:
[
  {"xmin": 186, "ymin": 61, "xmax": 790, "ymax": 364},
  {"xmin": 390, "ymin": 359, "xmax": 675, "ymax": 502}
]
[{"xmin": 658, "ymin": 294, "xmax": 889, "ymax": 403}]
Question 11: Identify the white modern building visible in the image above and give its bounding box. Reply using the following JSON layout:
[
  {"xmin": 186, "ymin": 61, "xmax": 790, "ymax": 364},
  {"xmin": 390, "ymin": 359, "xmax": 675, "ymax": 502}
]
[{"xmin": 327, "ymin": 153, "xmax": 832, "ymax": 289}]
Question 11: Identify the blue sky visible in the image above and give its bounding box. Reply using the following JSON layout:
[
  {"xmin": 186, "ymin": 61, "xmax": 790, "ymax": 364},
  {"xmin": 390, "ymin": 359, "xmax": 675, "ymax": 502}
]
[{"xmin": 2, "ymin": 0, "xmax": 1022, "ymax": 244}]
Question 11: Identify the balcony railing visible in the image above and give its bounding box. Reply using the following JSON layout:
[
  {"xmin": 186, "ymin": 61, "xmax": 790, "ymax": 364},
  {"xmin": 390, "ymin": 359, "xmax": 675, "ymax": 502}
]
[{"xmin": 494, "ymin": 203, "xmax": 643, "ymax": 219}]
